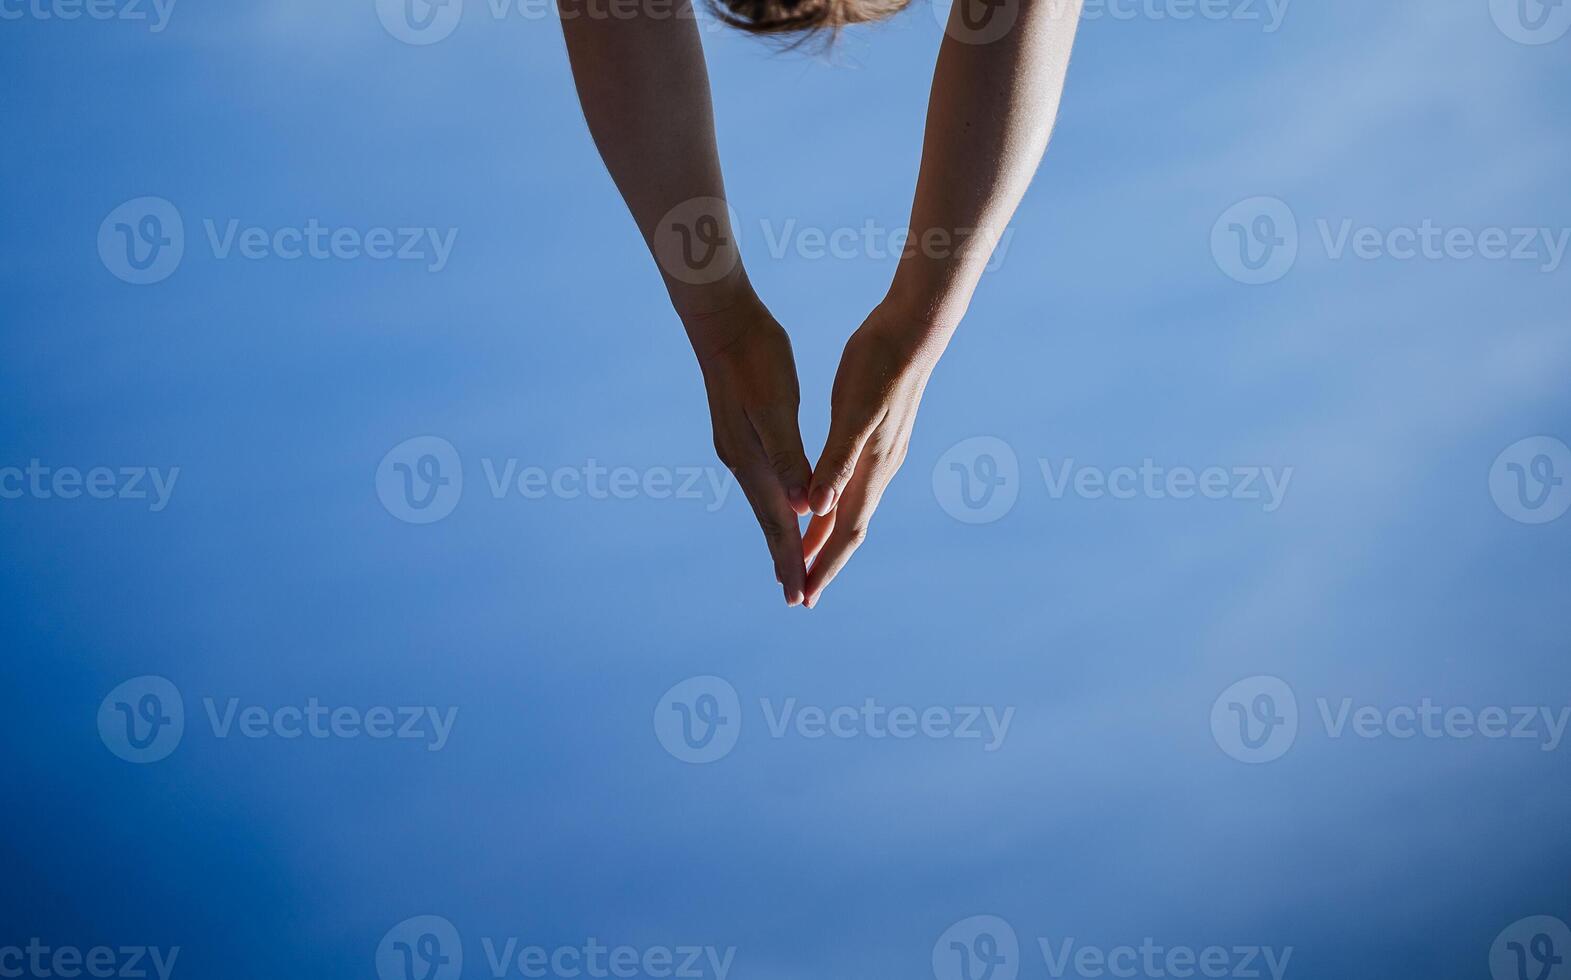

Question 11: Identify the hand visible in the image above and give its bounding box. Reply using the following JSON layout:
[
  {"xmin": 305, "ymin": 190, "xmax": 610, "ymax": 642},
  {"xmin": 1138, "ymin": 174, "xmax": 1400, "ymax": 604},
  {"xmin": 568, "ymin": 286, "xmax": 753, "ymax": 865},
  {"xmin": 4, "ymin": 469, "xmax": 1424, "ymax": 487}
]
[
  {"xmin": 686, "ymin": 293, "xmax": 814, "ymax": 606},
  {"xmin": 803, "ymin": 302, "xmax": 951, "ymax": 607}
]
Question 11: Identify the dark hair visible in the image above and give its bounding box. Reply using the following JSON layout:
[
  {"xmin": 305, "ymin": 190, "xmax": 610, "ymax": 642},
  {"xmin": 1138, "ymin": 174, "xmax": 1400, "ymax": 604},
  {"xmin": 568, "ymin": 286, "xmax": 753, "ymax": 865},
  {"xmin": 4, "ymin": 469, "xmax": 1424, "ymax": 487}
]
[{"xmin": 706, "ymin": 0, "xmax": 911, "ymax": 38}]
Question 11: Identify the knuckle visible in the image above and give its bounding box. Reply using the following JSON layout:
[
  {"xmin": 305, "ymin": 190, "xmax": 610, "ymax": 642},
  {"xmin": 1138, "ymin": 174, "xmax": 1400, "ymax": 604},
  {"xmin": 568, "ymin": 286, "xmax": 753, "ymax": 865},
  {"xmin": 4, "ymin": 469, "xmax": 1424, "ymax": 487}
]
[
  {"xmin": 767, "ymin": 449, "xmax": 803, "ymax": 476},
  {"xmin": 844, "ymin": 525, "xmax": 870, "ymax": 548}
]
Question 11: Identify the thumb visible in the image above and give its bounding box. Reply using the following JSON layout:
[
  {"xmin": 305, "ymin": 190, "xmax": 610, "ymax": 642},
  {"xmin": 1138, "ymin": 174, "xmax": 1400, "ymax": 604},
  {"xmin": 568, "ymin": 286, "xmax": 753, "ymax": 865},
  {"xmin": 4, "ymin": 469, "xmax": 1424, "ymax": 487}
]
[
  {"xmin": 809, "ymin": 408, "xmax": 876, "ymax": 516},
  {"xmin": 749, "ymin": 405, "xmax": 812, "ymax": 516}
]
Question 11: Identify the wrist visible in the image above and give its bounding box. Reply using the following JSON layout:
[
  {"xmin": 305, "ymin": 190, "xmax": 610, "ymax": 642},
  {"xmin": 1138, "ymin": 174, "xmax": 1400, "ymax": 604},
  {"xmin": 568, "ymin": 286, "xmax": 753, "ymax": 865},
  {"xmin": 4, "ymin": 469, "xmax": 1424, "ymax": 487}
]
[
  {"xmin": 671, "ymin": 266, "xmax": 756, "ymax": 324},
  {"xmin": 873, "ymin": 287, "xmax": 965, "ymax": 352},
  {"xmin": 880, "ymin": 273, "xmax": 969, "ymax": 340},
  {"xmin": 678, "ymin": 282, "xmax": 774, "ymax": 364},
  {"xmin": 860, "ymin": 299, "xmax": 958, "ymax": 374}
]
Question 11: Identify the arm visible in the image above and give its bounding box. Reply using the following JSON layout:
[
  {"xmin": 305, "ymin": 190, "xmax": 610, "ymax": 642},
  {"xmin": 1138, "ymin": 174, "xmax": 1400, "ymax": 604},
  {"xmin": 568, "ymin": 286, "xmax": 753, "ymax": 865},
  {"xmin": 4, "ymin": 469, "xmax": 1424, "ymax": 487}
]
[
  {"xmin": 802, "ymin": 0, "xmax": 1081, "ymax": 605},
  {"xmin": 559, "ymin": 0, "xmax": 814, "ymax": 606}
]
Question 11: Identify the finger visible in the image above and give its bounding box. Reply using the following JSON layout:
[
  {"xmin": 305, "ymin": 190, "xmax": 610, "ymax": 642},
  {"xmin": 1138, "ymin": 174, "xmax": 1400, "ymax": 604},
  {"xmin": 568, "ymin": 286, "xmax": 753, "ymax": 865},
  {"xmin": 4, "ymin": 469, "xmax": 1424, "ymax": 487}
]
[
  {"xmin": 804, "ymin": 448, "xmax": 895, "ymax": 607},
  {"xmin": 733, "ymin": 462, "xmax": 808, "ymax": 606},
  {"xmin": 747, "ymin": 404, "xmax": 812, "ymax": 517},
  {"xmin": 808, "ymin": 408, "xmax": 880, "ymax": 517},
  {"xmin": 802, "ymin": 508, "xmax": 835, "ymax": 569}
]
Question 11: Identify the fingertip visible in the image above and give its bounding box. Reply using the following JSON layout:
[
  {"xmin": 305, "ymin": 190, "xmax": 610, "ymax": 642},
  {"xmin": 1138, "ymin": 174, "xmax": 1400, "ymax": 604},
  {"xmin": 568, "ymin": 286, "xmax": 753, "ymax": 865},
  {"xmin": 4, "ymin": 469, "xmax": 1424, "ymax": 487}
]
[
  {"xmin": 778, "ymin": 558, "xmax": 806, "ymax": 606},
  {"xmin": 788, "ymin": 486, "xmax": 811, "ymax": 516},
  {"xmin": 809, "ymin": 485, "xmax": 835, "ymax": 516}
]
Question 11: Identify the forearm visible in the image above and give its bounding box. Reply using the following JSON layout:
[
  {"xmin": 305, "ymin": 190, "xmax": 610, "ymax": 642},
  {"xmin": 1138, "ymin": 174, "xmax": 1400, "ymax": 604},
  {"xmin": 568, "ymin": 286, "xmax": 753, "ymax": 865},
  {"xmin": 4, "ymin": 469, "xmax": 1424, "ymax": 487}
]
[
  {"xmin": 558, "ymin": 0, "xmax": 753, "ymax": 331},
  {"xmin": 886, "ymin": 0, "xmax": 1081, "ymax": 335}
]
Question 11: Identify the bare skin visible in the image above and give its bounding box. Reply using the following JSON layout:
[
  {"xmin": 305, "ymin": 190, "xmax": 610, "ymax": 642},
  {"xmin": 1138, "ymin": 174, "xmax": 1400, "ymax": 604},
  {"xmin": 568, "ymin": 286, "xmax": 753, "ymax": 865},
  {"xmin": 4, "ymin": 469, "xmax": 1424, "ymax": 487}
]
[{"xmin": 558, "ymin": 0, "xmax": 1080, "ymax": 607}]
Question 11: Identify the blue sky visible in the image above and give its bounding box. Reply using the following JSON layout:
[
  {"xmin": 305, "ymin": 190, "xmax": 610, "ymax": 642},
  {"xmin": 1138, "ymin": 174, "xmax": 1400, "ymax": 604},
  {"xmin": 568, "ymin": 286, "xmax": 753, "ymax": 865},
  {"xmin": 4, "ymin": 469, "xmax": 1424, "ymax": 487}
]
[{"xmin": 2, "ymin": 0, "xmax": 1569, "ymax": 978}]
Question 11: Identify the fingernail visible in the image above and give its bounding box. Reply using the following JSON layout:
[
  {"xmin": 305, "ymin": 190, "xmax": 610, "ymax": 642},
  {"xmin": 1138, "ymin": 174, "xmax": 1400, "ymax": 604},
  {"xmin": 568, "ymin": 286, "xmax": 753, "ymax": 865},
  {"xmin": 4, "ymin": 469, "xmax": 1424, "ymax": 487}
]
[
  {"xmin": 804, "ymin": 593, "xmax": 818, "ymax": 609},
  {"xmin": 788, "ymin": 487, "xmax": 810, "ymax": 515},
  {"xmin": 809, "ymin": 486, "xmax": 834, "ymax": 516}
]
